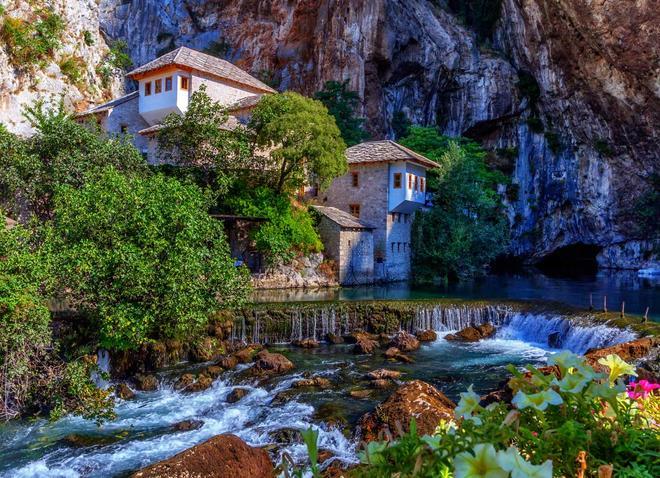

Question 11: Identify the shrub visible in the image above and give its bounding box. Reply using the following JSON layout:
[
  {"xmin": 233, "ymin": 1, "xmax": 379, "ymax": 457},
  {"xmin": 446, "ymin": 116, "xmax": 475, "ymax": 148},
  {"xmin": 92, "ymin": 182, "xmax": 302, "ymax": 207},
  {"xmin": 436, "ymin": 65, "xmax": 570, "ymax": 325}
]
[
  {"xmin": 59, "ymin": 55, "xmax": 86, "ymax": 87},
  {"xmin": 97, "ymin": 39, "xmax": 132, "ymax": 87},
  {"xmin": 49, "ymin": 168, "xmax": 250, "ymax": 350},
  {"xmin": 314, "ymin": 80, "xmax": 369, "ymax": 146},
  {"xmin": 359, "ymin": 353, "xmax": 659, "ymax": 477},
  {"xmin": 0, "ymin": 10, "xmax": 64, "ymax": 67},
  {"xmin": 516, "ymin": 71, "xmax": 541, "ymax": 105},
  {"xmin": 544, "ymin": 131, "xmax": 561, "ymax": 154},
  {"xmin": 526, "ymin": 117, "xmax": 544, "ymax": 134},
  {"xmin": 82, "ymin": 30, "xmax": 94, "ymax": 46}
]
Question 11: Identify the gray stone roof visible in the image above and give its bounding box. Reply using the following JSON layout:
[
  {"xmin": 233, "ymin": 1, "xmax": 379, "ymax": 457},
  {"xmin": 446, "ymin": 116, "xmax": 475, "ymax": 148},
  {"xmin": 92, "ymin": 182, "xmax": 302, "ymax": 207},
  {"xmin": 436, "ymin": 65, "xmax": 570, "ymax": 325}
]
[
  {"xmin": 312, "ymin": 206, "xmax": 375, "ymax": 230},
  {"xmin": 346, "ymin": 140, "xmax": 439, "ymax": 169},
  {"xmin": 77, "ymin": 91, "xmax": 138, "ymax": 117},
  {"xmin": 228, "ymin": 94, "xmax": 262, "ymax": 111},
  {"xmin": 127, "ymin": 47, "xmax": 276, "ymax": 94}
]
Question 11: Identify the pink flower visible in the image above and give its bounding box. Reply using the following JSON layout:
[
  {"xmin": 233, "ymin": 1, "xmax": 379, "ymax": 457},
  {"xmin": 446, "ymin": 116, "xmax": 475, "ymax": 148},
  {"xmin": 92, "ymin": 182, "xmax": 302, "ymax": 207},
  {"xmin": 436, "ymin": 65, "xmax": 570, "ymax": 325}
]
[{"xmin": 627, "ymin": 380, "xmax": 660, "ymax": 399}]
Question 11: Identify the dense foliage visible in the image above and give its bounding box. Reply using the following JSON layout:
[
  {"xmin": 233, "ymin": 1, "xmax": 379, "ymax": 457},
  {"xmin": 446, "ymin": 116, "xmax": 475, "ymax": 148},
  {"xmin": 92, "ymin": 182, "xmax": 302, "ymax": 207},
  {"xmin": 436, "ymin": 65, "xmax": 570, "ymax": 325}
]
[
  {"xmin": 401, "ymin": 127, "xmax": 508, "ymax": 282},
  {"xmin": 0, "ymin": 7, "xmax": 64, "ymax": 68},
  {"xmin": 97, "ymin": 40, "xmax": 132, "ymax": 88},
  {"xmin": 0, "ymin": 103, "xmax": 147, "ymax": 219},
  {"xmin": 48, "ymin": 168, "xmax": 250, "ymax": 350},
  {"xmin": 228, "ymin": 186, "xmax": 323, "ymax": 264},
  {"xmin": 314, "ymin": 80, "xmax": 369, "ymax": 146},
  {"xmin": 357, "ymin": 353, "xmax": 659, "ymax": 478},
  {"xmin": 249, "ymin": 91, "xmax": 347, "ymax": 193},
  {"xmin": 632, "ymin": 173, "xmax": 660, "ymax": 238}
]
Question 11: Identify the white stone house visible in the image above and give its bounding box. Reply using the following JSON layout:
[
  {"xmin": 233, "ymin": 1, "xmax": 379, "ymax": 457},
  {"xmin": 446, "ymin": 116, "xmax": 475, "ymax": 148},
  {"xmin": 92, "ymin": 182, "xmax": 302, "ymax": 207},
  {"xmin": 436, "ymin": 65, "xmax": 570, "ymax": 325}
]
[
  {"xmin": 319, "ymin": 141, "xmax": 439, "ymax": 283},
  {"xmin": 77, "ymin": 46, "xmax": 275, "ymax": 163}
]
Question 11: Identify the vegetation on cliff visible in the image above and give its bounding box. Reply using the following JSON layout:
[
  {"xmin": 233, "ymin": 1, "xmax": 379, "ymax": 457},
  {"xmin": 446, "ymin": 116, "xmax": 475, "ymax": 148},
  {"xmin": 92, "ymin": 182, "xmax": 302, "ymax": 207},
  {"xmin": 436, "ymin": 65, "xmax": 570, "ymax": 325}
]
[
  {"xmin": 314, "ymin": 79, "xmax": 369, "ymax": 146},
  {"xmin": 401, "ymin": 127, "xmax": 508, "ymax": 282}
]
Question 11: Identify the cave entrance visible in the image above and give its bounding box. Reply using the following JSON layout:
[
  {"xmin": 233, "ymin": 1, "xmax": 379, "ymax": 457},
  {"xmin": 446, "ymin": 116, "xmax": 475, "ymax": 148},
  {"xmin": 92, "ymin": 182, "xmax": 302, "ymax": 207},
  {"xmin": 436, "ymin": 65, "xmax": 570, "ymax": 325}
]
[{"xmin": 536, "ymin": 243, "xmax": 602, "ymax": 277}]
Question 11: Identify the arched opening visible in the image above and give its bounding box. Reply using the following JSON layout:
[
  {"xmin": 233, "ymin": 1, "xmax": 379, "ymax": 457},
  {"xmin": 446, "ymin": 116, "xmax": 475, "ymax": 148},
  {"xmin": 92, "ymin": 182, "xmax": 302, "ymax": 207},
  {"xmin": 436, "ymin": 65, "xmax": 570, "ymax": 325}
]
[{"xmin": 536, "ymin": 243, "xmax": 602, "ymax": 276}]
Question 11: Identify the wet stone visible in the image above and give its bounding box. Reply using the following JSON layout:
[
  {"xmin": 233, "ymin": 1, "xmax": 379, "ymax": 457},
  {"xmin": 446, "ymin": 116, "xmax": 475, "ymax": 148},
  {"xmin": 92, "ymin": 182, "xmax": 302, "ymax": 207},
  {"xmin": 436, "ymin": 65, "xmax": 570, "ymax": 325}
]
[
  {"xmin": 134, "ymin": 374, "xmax": 158, "ymax": 391},
  {"xmin": 227, "ymin": 387, "xmax": 249, "ymax": 403},
  {"xmin": 172, "ymin": 420, "xmax": 204, "ymax": 432},
  {"xmin": 116, "ymin": 383, "xmax": 135, "ymax": 400}
]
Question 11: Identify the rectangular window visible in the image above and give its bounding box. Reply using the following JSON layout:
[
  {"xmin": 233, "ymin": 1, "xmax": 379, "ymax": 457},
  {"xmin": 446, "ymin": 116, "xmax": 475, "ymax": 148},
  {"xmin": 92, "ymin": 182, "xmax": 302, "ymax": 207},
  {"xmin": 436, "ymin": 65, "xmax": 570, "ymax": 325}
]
[
  {"xmin": 408, "ymin": 174, "xmax": 413, "ymax": 189},
  {"xmin": 144, "ymin": 81, "xmax": 151, "ymax": 96},
  {"xmin": 414, "ymin": 175, "xmax": 418, "ymax": 191},
  {"xmin": 391, "ymin": 242, "xmax": 395, "ymax": 253},
  {"xmin": 393, "ymin": 172, "xmax": 402, "ymax": 189},
  {"xmin": 155, "ymin": 79, "xmax": 162, "ymax": 94},
  {"xmin": 181, "ymin": 76, "xmax": 189, "ymax": 90},
  {"xmin": 420, "ymin": 177, "xmax": 425, "ymax": 192},
  {"xmin": 397, "ymin": 242, "xmax": 401, "ymax": 252},
  {"xmin": 165, "ymin": 76, "xmax": 173, "ymax": 91},
  {"xmin": 120, "ymin": 124, "xmax": 128, "ymax": 134},
  {"xmin": 351, "ymin": 171, "xmax": 359, "ymax": 187},
  {"xmin": 349, "ymin": 204, "xmax": 360, "ymax": 218}
]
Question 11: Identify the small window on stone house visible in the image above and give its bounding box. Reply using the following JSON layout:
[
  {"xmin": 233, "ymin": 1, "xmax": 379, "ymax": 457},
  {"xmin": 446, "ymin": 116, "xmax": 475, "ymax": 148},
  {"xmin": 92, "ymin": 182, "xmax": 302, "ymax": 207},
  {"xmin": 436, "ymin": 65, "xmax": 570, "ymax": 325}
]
[
  {"xmin": 120, "ymin": 124, "xmax": 128, "ymax": 134},
  {"xmin": 349, "ymin": 204, "xmax": 360, "ymax": 218},
  {"xmin": 165, "ymin": 76, "xmax": 173, "ymax": 91},
  {"xmin": 413, "ymin": 176, "xmax": 418, "ymax": 191},
  {"xmin": 351, "ymin": 171, "xmax": 359, "ymax": 187},
  {"xmin": 393, "ymin": 172, "xmax": 402, "ymax": 188},
  {"xmin": 420, "ymin": 177, "xmax": 425, "ymax": 192},
  {"xmin": 155, "ymin": 79, "xmax": 162, "ymax": 94},
  {"xmin": 181, "ymin": 77, "xmax": 189, "ymax": 90},
  {"xmin": 408, "ymin": 174, "xmax": 413, "ymax": 189},
  {"xmin": 397, "ymin": 242, "xmax": 401, "ymax": 252},
  {"xmin": 144, "ymin": 81, "xmax": 151, "ymax": 96}
]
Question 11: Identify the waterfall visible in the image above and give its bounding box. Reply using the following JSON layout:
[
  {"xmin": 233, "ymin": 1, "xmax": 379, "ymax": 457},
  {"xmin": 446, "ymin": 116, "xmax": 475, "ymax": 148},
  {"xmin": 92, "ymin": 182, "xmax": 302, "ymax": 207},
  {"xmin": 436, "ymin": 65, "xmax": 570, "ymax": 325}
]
[
  {"xmin": 497, "ymin": 313, "xmax": 638, "ymax": 354},
  {"xmin": 413, "ymin": 305, "xmax": 510, "ymax": 332},
  {"xmin": 92, "ymin": 349, "xmax": 111, "ymax": 389}
]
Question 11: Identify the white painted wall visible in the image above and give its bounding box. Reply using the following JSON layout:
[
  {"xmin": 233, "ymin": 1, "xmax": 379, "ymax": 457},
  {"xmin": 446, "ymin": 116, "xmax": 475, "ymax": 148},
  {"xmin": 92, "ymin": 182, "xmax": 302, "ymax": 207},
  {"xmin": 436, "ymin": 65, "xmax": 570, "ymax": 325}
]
[
  {"xmin": 138, "ymin": 70, "xmax": 190, "ymax": 125},
  {"xmin": 388, "ymin": 161, "xmax": 428, "ymax": 211},
  {"xmin": 191, "ymin": 72, "xmax": 257, "ymax": 105}
]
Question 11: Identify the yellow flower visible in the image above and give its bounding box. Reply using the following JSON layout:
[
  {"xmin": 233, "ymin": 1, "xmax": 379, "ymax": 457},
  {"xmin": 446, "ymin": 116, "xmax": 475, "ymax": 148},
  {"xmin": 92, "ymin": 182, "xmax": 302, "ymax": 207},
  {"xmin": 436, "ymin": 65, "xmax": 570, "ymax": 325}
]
[
  {"xmin": 455, "ymin": 384, "xmax": 482, "ymax": 420},
  {"xmin": 597, "ymin": 354, "xmax": 637, "ymax": 384},
  {"xmin": 498, "ymin": 447, "xmax": 553, "ymax": 478},
  {"xmin": 512, "ymin": 389, "xmax": 563, "ymax": 411},
  {"xmin": 454, "ymin": 444, "xmax": 508, "ymax": 478},
  {"xmin": 548, "ymin": 351, "xmax": 584, "ymax": 373}
]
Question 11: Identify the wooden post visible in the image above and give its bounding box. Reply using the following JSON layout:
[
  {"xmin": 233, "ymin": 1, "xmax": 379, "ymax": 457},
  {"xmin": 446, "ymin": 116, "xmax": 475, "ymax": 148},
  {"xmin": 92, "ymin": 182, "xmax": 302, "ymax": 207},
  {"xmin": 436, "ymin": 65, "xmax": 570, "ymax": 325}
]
[
  {"xmin": 598, "ymin": 464, "xmax": 613, "ymax": 478},
  {"xmin": 644, "ymin": 307, "xmax": 649, "ymax": 323},
  {"xmin": 603, "ymin": 296, "xmax": 607, "ymax": 313},
  {"xmin": 589, "ymin": 293, "xmax": 594, "ymax": 311},
  {"xmin": 576, "ymin": 451, "xmax": 588, "ymax": 478},
  {"xmin": 620, "ymin": 301, "xmax": 625, "ymax": 318}
]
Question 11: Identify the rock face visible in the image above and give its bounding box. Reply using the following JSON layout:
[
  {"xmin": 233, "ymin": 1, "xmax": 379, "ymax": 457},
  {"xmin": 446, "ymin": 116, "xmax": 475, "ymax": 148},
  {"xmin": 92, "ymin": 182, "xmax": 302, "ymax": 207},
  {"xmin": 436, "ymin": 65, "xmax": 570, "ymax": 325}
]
[
  {"xmin": 93, "ymin": 0, "xmax": 658, "ymax": 268},
  {"xmin": 358, "ymin": 380, "xmax": 455, "ymax": 442},
  {"xmin": 130, "ymin": 434, "xmax": 273, "ymax": 478},
  {"xmin": 585, "ymin": 337, "xmax": 659, "ymax": 367}
]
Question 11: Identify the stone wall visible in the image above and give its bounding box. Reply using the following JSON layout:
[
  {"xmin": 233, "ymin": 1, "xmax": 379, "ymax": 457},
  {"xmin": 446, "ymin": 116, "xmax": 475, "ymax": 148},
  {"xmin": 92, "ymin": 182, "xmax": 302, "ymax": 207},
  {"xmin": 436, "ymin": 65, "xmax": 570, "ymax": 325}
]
[
  {"xmin": 250, "ymin": 252, "xmax": 338, "ymax": 289},
  {"xmin": 101, "ymin": 95, "xmax": 151, "ymax": 157}
]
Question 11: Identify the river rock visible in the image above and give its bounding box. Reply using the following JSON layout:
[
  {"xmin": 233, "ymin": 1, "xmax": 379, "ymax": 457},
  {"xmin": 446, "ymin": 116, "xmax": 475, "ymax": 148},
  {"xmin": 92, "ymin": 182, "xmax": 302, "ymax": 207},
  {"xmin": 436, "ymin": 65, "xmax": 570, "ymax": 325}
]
[
  {"xmin": 190, "ymin": 337, "xmax": 223, "ymax": 363},
  {"xmin": 234, "ymin": 345, "xmax": 263, "ymax": 364},
  {"xmin": 477, "ymin": 323, "xmax": 496, "ymax": 339},
  {"xmin": 130, "ymin": 434, "xmax": 273, "ymax": 478},
  {"xmin": 268, "ymin": 427, "xmax": 303, "ymax": 444},
  {"xmin": 547, "ymin": 331, "xmax": 563, "ymax": 348},
  {"xmin": 218, "ymin": 355, "xmax": 239, "ymax": 370},
  {"xmin": 389, "ymin": 331, "xmax": 420, "ymax": 352},
  {"xmin": 358, "ymin": 380, "xmax": 455, "ymax": 442},
  {"xmin": 116, "ymin": 383, "xmax": 135, "ymax": 400},
  {"xmin": 293, "ymin": 376, "xmax": 332, "ymax": 389},
  {"xmin": 352, "ymin": 333, "xmax": 379, "ymax": 354},
  {"xmin": 174, "ymin": 373, "xmax": 195, "ymax": 390},
  {"xmin": 415, "ymin": 330, "xmax": 438, "ymax": 342},
  {"xmin": 446, "ymin": 323, "xmax": 496, "ymax": 342},
  {"xmin": 292, "ymin": 338, "xmax": 320, "ymax": 348},
  {"xmin": 366, "ymin": 369, "xmax": 401, "ymax": 380},
  {"xmin": 134, "ymin": 374, "xmax": 158, "ymax": 391},
  {"xmin": 63, "ymin": 433, "xmax": 124, "ymax": 448},
  {"xmin": 344, "ymin": 331, "xmax": 377, "ymax": 344},
  {"xmin": 204, "ymin": 365, "xmax": 224, "ymax": 379},
  {"xmin": 251, "ymin": 350, "xmax": 294, "ymax": 376},
  {"xmin": 189, "ymin": 374, "xmax": 213, "ymax": 393},
  {"xmin": 585, "ymin": 337, "xmax": 659, "ymax": 373},
  {"xmin": 350, "ymin": 389, "xmax": 372, "ymax": 399},
  {"xmin": 326, "ymin": 333, "xmax": 344, "ymax": 344},
  {"xmin": 172, "ymin": 420, "xmax": 204, "ymax": 432},
  {"xmin": 227, "ymin": 387, "xmax": 250, "ymax": 403},
  {"xmin": 383, "ymin": 347, "xmax": 414, "ymax": 363},
  {"xmin": 371, "ymin": 379, "xmax": 394, "ymax": 389}
]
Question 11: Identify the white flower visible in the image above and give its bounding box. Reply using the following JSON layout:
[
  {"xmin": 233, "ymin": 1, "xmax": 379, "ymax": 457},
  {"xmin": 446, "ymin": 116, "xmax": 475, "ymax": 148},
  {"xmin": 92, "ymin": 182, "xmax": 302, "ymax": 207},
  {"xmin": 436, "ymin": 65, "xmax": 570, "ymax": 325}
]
[
  {"xmin": 498, "ymin": 447, "xmax": 553, "ymax": 478},
  {"xmin": 512, "ymin": 389, "xmax": 563, "ymax": 411},
  {"xmin": 547, "ymin": 351, "xmax": 584, "ymax": 373},
  {"xmin": 455, "ymin": 384, "xmax": 482, "ymax": 420},
  {"xmin": 454, "ymin": 444, "xmax": 508, "ymax": 478},
  {"xmin": 552, "ymin": 372, "xmax": 590, "ymax": 394}
]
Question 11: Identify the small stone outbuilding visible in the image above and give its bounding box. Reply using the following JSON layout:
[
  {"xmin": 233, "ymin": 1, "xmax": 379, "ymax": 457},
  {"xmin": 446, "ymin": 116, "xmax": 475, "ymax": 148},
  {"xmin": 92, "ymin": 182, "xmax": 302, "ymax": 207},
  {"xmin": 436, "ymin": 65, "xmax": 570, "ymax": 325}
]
[{"xmin": 313, "ymin": 206, "xmax": 375, "ymax": 285}]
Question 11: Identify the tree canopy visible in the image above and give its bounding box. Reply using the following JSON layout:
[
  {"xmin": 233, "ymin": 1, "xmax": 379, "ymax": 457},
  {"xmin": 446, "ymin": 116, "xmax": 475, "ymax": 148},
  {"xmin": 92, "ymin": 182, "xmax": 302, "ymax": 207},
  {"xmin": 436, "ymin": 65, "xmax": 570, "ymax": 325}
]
[
  {"xmin": 314, "ymin": 80, "xmax": 369, "ymax": 146},
  {"xmin": 401, "ymin": 127, "xmax": 509, "ymax": 282}
]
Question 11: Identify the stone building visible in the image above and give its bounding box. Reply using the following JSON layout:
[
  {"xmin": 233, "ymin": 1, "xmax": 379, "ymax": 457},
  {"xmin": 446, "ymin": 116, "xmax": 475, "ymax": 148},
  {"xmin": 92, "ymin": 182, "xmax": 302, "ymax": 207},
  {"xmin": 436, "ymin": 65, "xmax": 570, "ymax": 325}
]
[
  {"xmin": 319, "ymin": 141, "xmax": 438, "ymax": 282},
  {"xmin": 77, "ymin": 46, "xmax": 274, "ymax": 163},
  {"xmin": 313, "ymin": 206, "xmax": 375, "ymax": 285}
]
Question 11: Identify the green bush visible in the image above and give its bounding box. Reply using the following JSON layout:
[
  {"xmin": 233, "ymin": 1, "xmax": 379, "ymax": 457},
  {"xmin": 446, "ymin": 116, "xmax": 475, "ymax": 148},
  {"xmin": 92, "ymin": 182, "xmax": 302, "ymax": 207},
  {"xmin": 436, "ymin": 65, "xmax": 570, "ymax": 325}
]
[
  {"xmin": 358, "ymin": 353, "xmax": 660, "ymax": 477},
  {"xmin": 97, "ymin": 40, "xmax": 132, "ymax": 87},
  {"xmin": 228, "ymin": 186, "xmax": 323, "ymax": 264},
  {"xmin": 82, "ymin": 30, "xmax": 94, "ymax": 46},
  {"xmin": 49, "ymin": 168, "xmax": 250, "ymax": 350},
  {"xmin": 59, "ymin": 55, "xmax": 86, "ymax": 87},
  {"xmin": 314, "ymin": 80, "xmax": 369, "ymax": 146},
  {"xmin": 400, "ymin": 127, "xmax": 509, "ymax": 282},
  {"xmin": 0, "ymin": 10, "xmax": 64, "ymax": 67}
]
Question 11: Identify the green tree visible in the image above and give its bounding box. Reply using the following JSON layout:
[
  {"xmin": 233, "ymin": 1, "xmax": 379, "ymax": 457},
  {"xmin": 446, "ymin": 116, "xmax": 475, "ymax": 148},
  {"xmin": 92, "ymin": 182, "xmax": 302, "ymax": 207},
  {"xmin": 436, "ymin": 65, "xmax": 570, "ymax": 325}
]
[
  {"xmin": 228, "ymin": 185, "xmax": 323, "ymax": 264},
  {"xmin": 0, "ymin": 102, "xmax": 147, "ymax": 219},
  {"xmin": 249, "ymin": 92, "xmax": 347, "ymax": 193},
  {"xmin": 157, "ymin": 85, "xmax": 251, "ymax": 190},
  {"xmin": 401, "ymin": 127, "xmax": 508, "ymax": 282},
  {"xmin": 48, "ymin": 168, "xmax": 250, "ymax": 350},
  {"xmin": 314, "ymin": 80, "xmax": 369, "ymax": 146}
]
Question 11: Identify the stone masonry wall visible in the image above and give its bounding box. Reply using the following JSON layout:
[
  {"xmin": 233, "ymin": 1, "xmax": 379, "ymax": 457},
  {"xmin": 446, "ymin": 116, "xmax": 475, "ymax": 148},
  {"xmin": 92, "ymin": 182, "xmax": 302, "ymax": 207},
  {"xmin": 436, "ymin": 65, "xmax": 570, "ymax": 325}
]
[
  {"xmin": 101, "ymin": 96, "xmax": 150, "ymax": 156},
  {"xmin": 338, "ymin": 228, "xmax": 374, "ymax": 285}
]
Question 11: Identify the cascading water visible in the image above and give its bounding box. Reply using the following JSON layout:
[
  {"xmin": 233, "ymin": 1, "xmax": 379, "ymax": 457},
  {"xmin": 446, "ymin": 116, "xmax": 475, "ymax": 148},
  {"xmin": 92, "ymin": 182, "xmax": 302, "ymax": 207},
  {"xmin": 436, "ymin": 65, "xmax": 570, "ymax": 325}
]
[{"xmin": 91, "ymin": 349, "xmax": 111, "ymax": 390}]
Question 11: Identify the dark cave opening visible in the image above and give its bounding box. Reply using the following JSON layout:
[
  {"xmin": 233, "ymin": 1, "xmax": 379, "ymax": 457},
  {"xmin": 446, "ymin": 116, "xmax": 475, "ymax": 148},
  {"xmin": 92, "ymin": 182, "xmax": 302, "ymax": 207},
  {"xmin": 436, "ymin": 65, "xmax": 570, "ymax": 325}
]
[{"xmin": 535, "ymin": 243, "xmax": 602, "ymax": 276}]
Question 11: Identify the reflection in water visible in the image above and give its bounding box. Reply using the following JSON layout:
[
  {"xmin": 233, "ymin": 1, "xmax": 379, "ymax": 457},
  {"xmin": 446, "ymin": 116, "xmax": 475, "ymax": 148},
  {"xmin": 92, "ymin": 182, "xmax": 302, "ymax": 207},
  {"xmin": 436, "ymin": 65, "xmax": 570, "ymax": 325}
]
[{"xmin": 252, "ymin": 269, "xmax": 660, "ymax": 320}]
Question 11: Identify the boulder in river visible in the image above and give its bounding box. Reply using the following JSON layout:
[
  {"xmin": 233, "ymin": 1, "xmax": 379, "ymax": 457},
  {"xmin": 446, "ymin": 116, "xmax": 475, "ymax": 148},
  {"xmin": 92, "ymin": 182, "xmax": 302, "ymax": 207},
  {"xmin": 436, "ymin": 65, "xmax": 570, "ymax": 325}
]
[
  {"xmin": 129, "ymin": 434, "xmax": 273, "ymax": 478},
  {"xmin": 292, "ymin": 338, "xmax": 320, "ymax": 348},
  {"xmin": 204, "ymin": 365, "xmax": 224, "ymax": 379},
  {"xmin": 366, "ymin": 369, "xmax": 402, "ymax": 380},
  {"xmin": 116, "ymin": 383, "xmax": 135, "ymax": 400},
  {"xmin": 293, "ymin": 376, "xmax": 332, "ymax": 389},
  {"xmin": 383, "ymin": 347, "xmax": 413, "ymax": 363},
  {"xmin": 174, "ymin": 373, "xmax": 195, "ymax": 391},
  {"xmin": 548, "ymin": 331, "xmax": 563, "ymax": 348},
  {"xmin": 218, "ymin": 355, "xmax": 239, "ymax": 370},
  {"xmin": 189, "ymin": 374, "xmax": 213, "ymax": 393},
  {"xmin": 352, "ymin": 334, "xmax": 378, "ymax": 354},
  {"xmin": 358, "ymin": 380, "xmax": 455, "ymax": 442},
  {"xmin": 227, "ymin": 388, "xmax": 249, "ymax": 403},
  {"xmin": 234, "ymin": 345, "xmax": 263, "ymax": 364},
  {"xmin": 445, "ymin": 323, "xmax": 496, "ymax": 342},
  {"xmin": 389, "ymin": 331, "xmax": 420, "ymax": 352},
  {"xmin": 190, "ymin": 337, "xmax": 224, "ymax": 363},
  {"xmin": 172, "ymin": 420, "xmax": 204, "ymax": 432},
  {"xmin": 251, "ymin": 350, "xmax": 295, "ymax": 376},
  {"xmin": 326, "ymin": 333, "xmax": 344, "ymax": 344},
  {"xmin": 134, "ymin": 374, "xmax": 158, "ymax": 391},
  {"xmin": 415, "ymin": 330, "xmax": 438, "ymax": 342},
  {"xmin": 585, "ymin": 337, "xmax": 658, "ymax": 365}
]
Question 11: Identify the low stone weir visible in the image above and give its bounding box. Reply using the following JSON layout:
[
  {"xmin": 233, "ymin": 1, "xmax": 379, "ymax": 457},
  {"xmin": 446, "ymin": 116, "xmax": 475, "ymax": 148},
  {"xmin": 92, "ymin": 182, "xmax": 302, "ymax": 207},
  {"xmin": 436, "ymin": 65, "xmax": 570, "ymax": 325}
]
[{"xmin": 230, "ymin": 300, "xmax": 646, "ymax": 354}]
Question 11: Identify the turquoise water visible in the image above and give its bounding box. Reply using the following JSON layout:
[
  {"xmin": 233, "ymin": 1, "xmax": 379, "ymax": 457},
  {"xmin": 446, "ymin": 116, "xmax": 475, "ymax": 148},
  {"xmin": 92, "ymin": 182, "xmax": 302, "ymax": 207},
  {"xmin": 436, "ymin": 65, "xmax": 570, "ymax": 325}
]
[{"xmin": 253, "ymin": 270, "xmax": 660, "ymax": 320}]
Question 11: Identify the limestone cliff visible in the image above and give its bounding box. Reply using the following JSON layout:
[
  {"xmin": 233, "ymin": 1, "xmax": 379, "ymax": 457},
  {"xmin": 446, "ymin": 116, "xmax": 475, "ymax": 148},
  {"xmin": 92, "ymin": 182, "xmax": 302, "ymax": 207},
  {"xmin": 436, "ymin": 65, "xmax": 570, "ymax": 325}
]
[
  {"xmin": 3, "ymin": 0, "xmax": 658, "ymax": 268},
  {"xmin": 0, "ymin": 0, "xmax": 122, "ymax": 135}
]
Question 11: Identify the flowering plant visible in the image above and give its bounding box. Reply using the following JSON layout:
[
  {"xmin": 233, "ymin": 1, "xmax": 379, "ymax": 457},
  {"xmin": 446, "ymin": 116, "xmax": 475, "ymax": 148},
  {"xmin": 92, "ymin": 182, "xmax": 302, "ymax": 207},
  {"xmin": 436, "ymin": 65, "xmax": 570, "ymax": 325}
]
[{"xmin": 358, "ymin": 353, "xmax": 659, "ymax": 477}]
